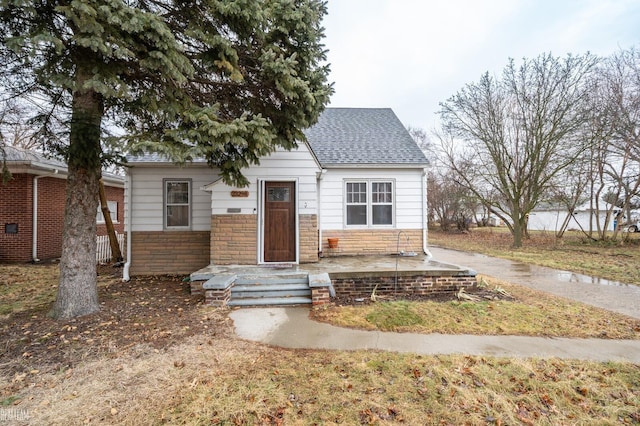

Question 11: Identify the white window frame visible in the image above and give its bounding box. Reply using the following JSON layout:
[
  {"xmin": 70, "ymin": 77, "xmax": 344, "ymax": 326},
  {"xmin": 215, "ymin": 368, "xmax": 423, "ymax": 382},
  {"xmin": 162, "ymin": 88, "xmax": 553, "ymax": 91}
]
[
  {"xmin": 344, "ymin": 179, "xmax": 395, "ymax": 228},
  {"xmin": 164, "ymin": 179, "xmax": 192, "ymax": 230},
  {"xmin": 96, "ymin": 200, "xmax": 118, "ymax": 224}
]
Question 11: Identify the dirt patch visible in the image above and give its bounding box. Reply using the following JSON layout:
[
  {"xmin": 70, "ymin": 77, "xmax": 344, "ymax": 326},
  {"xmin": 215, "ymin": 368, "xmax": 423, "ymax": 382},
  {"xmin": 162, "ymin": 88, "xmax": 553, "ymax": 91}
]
[{"xmin": 0, "ymin": 265, "xmax": 230, "ymax": 380}]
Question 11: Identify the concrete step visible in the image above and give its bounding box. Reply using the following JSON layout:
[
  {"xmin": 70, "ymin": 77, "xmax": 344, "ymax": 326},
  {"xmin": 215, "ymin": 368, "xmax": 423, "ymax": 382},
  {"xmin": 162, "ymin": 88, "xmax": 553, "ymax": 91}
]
[
  {"xmin": 233, "ymin": 288, "xmax": 311, "ymax": 299},
  {"xmin": 229, "ymin": 273, "xmax": 311, "ymax": 307},
  {"xmin": 234, "ymin": 276, "xmax": 308, "ymax": 286},
  {"xmin": 232, "ymin": 282, "xmax": 310, "ymax": 292},
  {"xmin": 228, "ymin": 296, "xmax": 312, "ymax": 307}
]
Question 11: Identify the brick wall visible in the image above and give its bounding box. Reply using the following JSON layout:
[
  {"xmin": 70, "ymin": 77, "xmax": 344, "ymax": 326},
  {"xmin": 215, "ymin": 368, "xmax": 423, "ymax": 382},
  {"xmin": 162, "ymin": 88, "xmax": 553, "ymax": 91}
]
[
  {"xmin": 96, "ymin": 185, "xmax": 125, "ymax": 237},
  {"xmin": 129, "ymin": 231, "xmax": 210, "ymax": 275},
  {"xmin": 0, "ymin": 173, "xmax": 33, "ymax": 262},
  {"xmin": 35, "ymin": 176, "xmax": 67, "ymax": 260},
  {"xmin": 331, "ymin": 273, "xmax": 477, "ymax": 299},
  {"xmin": 321, "ymin": 229, "xmax": 423, "ymax": 256}
]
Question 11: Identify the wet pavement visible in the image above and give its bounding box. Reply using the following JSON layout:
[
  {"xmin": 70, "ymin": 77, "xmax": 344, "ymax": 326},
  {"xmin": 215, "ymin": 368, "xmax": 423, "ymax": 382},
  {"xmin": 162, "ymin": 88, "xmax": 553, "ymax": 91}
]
[
  {"xmin": 230, "ymin": 307, "xmax": 640, "ymax": 362},
  {"xmin": 428, "ymin": 246, "xmax": 640, "ymax": 320},
  {"xmin": 229, "ymin": 246, "xmax": 640, "ymax": 362}
]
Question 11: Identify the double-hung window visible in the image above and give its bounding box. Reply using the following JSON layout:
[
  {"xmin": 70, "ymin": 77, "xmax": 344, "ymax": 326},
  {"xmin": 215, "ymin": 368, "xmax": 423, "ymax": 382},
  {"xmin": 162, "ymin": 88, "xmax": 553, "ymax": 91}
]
[
  {"xmin": 164, "ymin": 179, "xmax": 191, "ymax": 229},
  {"xmin": 96, "ymin": 201, "xmax": 118, "ymax": 223},
  {"xmin": 345, "ymin": 180, "xmax": 394, "ymax": 227}
]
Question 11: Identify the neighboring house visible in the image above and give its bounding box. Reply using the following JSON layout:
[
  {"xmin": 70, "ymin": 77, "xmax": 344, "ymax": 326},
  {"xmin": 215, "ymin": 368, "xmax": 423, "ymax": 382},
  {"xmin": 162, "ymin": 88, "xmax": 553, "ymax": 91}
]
[
  {"xmin": 527, "ymin": 201, "xmax": 620, "ymax": 233},
  {"xmin": 0, "ymin": 146, "xmax": 124, "ymax": 263},
  {"xmin": 123, "ymin": 108, "xmax": 430, "ymax": 277}
]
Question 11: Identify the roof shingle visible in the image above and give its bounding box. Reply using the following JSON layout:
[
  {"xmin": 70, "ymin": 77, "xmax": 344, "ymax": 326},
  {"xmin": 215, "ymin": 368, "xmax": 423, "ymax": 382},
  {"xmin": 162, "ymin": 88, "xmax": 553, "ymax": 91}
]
[{"xmin": 304, "ymin": 108, "xmax": 428, "ymax": 167}]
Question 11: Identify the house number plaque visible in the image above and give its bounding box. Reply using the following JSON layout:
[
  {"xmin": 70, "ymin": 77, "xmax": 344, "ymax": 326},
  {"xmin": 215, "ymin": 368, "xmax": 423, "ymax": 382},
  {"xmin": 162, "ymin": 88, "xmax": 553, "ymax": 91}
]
[{"xmin": 231, "ymin": 190, "xmax": 249, "ymax": 197}]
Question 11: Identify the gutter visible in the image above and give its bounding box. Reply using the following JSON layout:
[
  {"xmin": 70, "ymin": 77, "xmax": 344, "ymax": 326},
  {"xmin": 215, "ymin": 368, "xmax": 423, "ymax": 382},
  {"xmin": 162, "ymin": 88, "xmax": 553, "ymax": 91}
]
[
  {"xmin": 32, "ymin": 169, "xmax": 59, "ymax": 262},
  {"xmin": 122, "ymin": 170, "xmax": 132, "ymax": 281}
]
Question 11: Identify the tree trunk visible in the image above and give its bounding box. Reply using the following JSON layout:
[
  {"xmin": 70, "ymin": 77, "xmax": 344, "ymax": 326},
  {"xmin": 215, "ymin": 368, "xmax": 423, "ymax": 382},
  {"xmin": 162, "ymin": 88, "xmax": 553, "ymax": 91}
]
[
  {"xmin": 50, "ymin": 66, "xmax": 104, "ymax": 319},
  {"xmin": 511, "ymin": 214, "xmax": 524, "ymax": 248},
  {"xmin": 99, "ymin": 178, "xmax": 123, "ymax": 263}
]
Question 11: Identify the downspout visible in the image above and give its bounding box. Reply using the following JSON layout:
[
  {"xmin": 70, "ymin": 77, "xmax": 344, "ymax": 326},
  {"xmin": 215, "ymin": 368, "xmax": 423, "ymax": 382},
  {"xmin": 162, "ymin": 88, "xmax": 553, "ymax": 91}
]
[
  {"xmin": 122, "ymin": 170, "xmax": 132, "ymax": 281},
  {"xmin": 421, "ymin": 168, "xmax": 432, "ymax": 259},
  {"xmin": 32, "ymin": 170, "xmax": 58, "ymax": 262},
  {"xmin": 316, "ymin": 169, "xmax": 326, "ymax": 257}
]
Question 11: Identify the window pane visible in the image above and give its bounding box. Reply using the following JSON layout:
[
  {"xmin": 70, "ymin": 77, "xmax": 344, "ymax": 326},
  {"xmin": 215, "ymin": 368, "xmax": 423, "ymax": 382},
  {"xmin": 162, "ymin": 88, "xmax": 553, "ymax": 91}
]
[
  {"xmin": 347, "ymin": 205, "xmax": 367, "ymax": 225},
  {"xmin": 372, "ymin": 182, "xmax": 392, "ymax": 203},
  {"xmin": 167, "ymin": 205, "xmax": 189, "ymax": 227},
  {"xmin": 372, "ymin": 205, "xmax": 392, "ymax": 225},
  {"xmin": 268, "ymin": 187, "xmax": 290, "ymax": 202},
  {"xmin": 167, "ymin": 182, "xmax": 189, "ymax": 204},
  {"xmin": 346, "ymin": 182, "xmax": 366, "ymax": 203}
]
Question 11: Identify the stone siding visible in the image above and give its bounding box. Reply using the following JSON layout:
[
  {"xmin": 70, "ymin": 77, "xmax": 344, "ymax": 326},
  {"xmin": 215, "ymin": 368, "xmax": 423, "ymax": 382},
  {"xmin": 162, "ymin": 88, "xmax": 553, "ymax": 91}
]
[
  {"xmin": 211, "ymin": 213, "xmax": 319, "ymax": 265},
  {"xmin": 129, "ymin": 231, "xmax": 210, "ymax": 275},
  {"xmin": 321, "ymin": 229, "xmax": 423, "ymax": 256},
  {"xmin": 299, "ymin": 214, "xmax": 319, "ymax": 263},
  {"xmin": 211, "ymin": 214, "xmax": 257, "ymax": 265}
]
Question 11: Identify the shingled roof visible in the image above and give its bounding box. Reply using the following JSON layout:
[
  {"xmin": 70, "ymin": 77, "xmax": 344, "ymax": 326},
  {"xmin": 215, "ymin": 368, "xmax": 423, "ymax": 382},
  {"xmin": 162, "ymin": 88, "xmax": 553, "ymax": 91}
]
[
  {"xmin": 304, "ymin": 108, "xmax": 429, "ymax": 167},
  {"xmin": 128, "ymin": 107, "xmax": 429, "ymax": 168}
]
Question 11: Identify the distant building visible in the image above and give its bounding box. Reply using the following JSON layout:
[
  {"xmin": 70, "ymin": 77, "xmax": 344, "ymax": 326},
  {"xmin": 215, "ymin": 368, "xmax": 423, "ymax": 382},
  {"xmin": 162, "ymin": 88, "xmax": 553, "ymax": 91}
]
[{"xmin": 1, "ymin": 146, "xmax": 124, "ymax": 262}]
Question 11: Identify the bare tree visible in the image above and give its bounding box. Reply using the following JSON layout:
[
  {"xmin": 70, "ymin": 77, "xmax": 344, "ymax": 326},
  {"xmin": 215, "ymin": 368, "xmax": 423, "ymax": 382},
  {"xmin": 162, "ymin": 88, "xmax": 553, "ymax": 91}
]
[
  {"xmin": 594, "ymin": 47, "xmax": 640, "ymax": 240},
  {"xmin": 438, "ymin": 53, "xmax": 598, "ymax": 247},
  {"xmin": 408, "ymin": 125, "xmax": 434, "ymax": 162}
]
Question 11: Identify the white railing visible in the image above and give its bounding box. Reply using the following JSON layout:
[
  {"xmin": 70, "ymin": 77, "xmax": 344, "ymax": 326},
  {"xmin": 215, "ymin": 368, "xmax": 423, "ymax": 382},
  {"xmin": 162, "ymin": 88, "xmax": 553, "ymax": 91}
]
[{"xmin": 96, "ymin": 233, "xmax": 125, "ymax": 263}]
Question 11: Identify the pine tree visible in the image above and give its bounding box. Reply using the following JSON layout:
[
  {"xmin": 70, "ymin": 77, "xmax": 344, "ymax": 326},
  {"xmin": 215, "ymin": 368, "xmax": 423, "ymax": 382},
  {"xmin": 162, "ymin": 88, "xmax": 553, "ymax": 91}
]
[{"xmin": 0, "ymin": 0, "xmax": 332, "ymax": 319}]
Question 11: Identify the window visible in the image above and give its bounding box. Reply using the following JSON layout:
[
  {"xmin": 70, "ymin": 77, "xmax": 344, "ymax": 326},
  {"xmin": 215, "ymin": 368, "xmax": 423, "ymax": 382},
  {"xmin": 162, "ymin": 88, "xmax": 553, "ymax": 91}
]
[
  {"xmin": 165, "ymin": 179, "xmax": 191, "ymax": 229},
  {"xmin": 345, "ymin": 180, "xmax": 394, "ymax": 226},
  {"xmin": 96, "ymin": 201, "xmax": 118, "ymax": 223}
]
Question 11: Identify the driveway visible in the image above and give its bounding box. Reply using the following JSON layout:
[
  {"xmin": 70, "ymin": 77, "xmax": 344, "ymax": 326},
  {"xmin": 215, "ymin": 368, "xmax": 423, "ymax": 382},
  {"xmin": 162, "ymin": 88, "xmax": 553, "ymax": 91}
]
[{"xmin": 428, "ymin": 246, "xmax": 640, "ymax": 320}]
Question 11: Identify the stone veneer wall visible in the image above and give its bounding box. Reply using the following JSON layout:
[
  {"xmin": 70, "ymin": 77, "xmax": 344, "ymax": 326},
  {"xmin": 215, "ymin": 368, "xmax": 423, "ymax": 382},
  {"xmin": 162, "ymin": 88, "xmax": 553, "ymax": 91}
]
[
  {"xmin": 321, "ymin": 229, "xmax": 423, "ymax": 256},
  {"xmin": 211, "ymin": 215, "xmax": 257, "ymax": 265},
  {"xmin": 299, "ymin": 214, "xmax": 318, "ymax": 263},
  {"xmin": 211, "ymin": 214, "xmax": 319, "ymax": 265},
  {"xmin": 331, "ymin": 273, "xmax": 477, "ymax": 299},
  {"xmin": 129, "ymin": 231, "xmax": 210, "ymax": 275}
]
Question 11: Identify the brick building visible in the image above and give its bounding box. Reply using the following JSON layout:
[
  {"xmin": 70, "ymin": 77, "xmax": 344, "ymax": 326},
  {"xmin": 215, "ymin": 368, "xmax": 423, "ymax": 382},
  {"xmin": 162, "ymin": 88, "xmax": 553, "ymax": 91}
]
[{"xmin": 1, "ymin": 146, "xmax": 124, "ymax": 263}]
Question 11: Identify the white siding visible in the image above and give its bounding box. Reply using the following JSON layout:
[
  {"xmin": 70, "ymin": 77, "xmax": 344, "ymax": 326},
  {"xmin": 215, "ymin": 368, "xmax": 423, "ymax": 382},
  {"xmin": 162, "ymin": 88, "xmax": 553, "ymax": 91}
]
[
  {"xmin": 319, "ymin": 168, "xmax": 425, "ymax": 230},
  {"xmin": 128, "ymin": 165, "xmax": 220, "ymax": 232},
  {"xmin": 210, "ymin": 145, "xmax": 320, "ymax": 216}
]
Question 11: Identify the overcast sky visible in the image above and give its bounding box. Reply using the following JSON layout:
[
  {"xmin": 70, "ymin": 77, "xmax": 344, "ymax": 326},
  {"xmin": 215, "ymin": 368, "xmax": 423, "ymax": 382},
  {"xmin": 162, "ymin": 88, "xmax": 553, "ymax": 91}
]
[{"xmin": 322, "ymin": 0, "xmax": 640, "ymax": 132}]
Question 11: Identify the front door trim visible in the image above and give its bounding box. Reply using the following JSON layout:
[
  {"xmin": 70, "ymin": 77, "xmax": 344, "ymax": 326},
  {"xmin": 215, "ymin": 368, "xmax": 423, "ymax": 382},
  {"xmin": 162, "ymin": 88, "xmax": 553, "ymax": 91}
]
[{"xmin": 258, "ymin": 178, "xmax": 299, "ymax": 264}]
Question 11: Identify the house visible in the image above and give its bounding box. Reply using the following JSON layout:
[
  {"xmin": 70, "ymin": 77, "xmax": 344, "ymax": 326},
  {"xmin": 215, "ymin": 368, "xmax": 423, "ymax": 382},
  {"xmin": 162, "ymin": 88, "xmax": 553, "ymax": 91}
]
[
  {"xmin": 122, "ymin": 108, "xmax": 430, "ymax": 277},
  {"xmin": 0, "ymin": 146, "xmax": 124, "ymax": 263},
  {"xmin": 527, "ymin": 201, "xmax": 620, "ymax": 233}
]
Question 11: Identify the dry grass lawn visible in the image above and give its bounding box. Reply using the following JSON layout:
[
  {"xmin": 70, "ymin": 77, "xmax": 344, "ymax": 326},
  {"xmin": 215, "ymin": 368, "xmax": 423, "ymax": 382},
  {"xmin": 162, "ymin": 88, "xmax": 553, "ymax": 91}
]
[
  {"xmin": 1, "ymin": 263, "xmax": 639, "ymax": 425},
  {"xmin": 312, "ymin": 276, "xmax": 640, "ymax": 339}
]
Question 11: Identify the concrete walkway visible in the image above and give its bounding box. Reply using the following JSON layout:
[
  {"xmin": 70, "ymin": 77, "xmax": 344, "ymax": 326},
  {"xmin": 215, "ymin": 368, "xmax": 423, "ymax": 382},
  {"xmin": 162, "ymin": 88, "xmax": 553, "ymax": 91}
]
[
  {"xmin": 230, "ymin": 247, "xmax": 640, "ymax": 362},
  {"xmin": 230, "ymin": 307, "xmax": 640, "ymax": 362}
]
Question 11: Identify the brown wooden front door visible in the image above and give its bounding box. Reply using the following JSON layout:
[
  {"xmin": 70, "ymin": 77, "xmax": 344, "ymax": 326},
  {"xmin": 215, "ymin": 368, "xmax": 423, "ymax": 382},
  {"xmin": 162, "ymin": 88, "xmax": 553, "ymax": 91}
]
[{"xmin": 264, "ymin": 181, "xmax": 296, "ymax": 262}]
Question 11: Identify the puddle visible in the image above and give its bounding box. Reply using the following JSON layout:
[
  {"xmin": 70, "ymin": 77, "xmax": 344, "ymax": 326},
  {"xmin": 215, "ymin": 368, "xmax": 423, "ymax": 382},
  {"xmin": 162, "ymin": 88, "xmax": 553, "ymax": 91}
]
[
  {"xmin": 553, "ymin": 270, "xmax": 630, "ymax": 287},
  {"xmin": 510, "ymin": 262, "xmax": 631, "ymax": 287}
]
